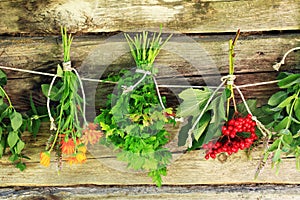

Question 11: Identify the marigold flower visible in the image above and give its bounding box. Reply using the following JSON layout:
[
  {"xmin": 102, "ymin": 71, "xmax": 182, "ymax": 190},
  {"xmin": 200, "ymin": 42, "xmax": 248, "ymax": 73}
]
[
  {"xmin": 40, "ymin": 151, "xmax": 50, "ymax": 167},
  {"xmin": 61, "ymin": 138, "xmax": 76, "ymax": 154},
  {"xmin": 77, "ymin": 144, "xmax": 87, "ymax": 154},
  {"xmin": 66, "ymin": 156, "xmax": 78, "ymax": 165},
  {"xmin": 75, "ymin": 152, "xmax": 87, "ymax": 163},
  {"xmin": 81, "ymin": 123, "xmax": 103, "ymax": 146}
]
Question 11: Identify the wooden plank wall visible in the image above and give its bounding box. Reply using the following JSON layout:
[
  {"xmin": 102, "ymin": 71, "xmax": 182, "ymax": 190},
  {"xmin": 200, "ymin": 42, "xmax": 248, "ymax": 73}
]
[{"xmin": 0, "ymin": 0, "xmax": 300, "ymax": 199}]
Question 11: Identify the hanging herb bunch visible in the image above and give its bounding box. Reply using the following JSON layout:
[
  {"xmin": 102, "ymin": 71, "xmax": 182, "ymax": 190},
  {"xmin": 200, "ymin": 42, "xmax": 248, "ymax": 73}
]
[
  {"xmin": 96, "ymin": 29, "xmax": 174, "ymax": 187},
  {"xmin": 40, "ymin": 27, "xmax": 102, "ymax": 168},
  {"xmin": 177, "ymin": 30, "xmax": 269, "ymax": 159},
  {"xmin": 0, "ymin": 70, "xmax": 28, "ymax": 171},
  {"xmin": 257, "ymin": 49, "xmax": 300, "ymax": 174}
]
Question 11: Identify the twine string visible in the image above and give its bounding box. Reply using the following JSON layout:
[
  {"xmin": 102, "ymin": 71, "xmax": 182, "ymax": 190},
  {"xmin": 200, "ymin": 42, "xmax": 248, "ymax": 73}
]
[
  {"xmin": 186, "ymin": 78, "xmax": 227, "ymax": 148},
  {"xmin": 47, "ymin": 74, "xmax": 58, "ymax": 131},
  {"xmin": 273, "ymin": 47, "xmax": 300, "ymax": 71}
]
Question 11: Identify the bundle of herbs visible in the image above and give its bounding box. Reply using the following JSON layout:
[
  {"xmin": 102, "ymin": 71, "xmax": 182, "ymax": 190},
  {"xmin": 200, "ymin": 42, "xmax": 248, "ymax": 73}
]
[
  {"xmin": 96, "ymin": 29, "xmax": 174, "ymax": 186},
  {"xmin": 40, "ymin": 27, "xmax": 102, "ymax": 168}
]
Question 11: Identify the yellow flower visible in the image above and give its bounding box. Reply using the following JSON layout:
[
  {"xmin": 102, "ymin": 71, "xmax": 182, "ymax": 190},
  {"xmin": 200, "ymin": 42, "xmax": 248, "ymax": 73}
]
[
  {"xmin": 40, "ymin": 151, "xmax": 50, "ymax": 167},
  {"xmin": 78, "ymin": 144, "xmax": 87, "ymax": 154},
  {"xmin": 76, "ymin": 152, "xmax": 87, "ymax": 163}
]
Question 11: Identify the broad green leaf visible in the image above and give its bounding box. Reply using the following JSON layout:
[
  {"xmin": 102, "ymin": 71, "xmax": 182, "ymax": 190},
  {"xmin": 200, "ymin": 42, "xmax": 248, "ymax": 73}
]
[
  {"xmin": 0, "ymin": 70, "xmax": 7, "ymax": 86},
  {"xmin": 177, "ymin": 117, "xmax": 192, "ymax": 146},
  {"xmin": 7, "ymin": 131, "xmax": 19, "ymax": 148},
  {"xmin": 295, "ymin": 98, "xmax": 300, "ymax": 121},
  {"xmin": 15, "ymin": 140, "xmax": 25, "ymax": 154},
  {"xmin": 177, "ymin": 88, "xmax": 211, "ymax": 117},
  {"xmin": 268, "ymin": 91, "xmax": 288, "ymax": 106},
  {"xmin": 9, "ymin": 154, "xmax": 18, "ymax": 162},
  {"xmin": 275, "ymin": 95, "xmax": 295, "ymax": 109},
  {"xmin": 237, "ymin": 99, "xmax": 258, "ymax": 116},
  {"xmin": 278, "ymin": 74, "xmax": 300, "ymax": 88},
  {"xmin": 268, "ymin": 139, "xmax": 280, "ymax": 152},
  {"xmin": 274, "ymin": 117, "xmax": 290, "ymax": 131},
  {"xmin": 193, "ymin": 112, "xmax": 210, "ymax": 141},
  {"xmin": 283, "ymin": 133, "xmax": 293, "ymax": 144},
  {"xmin": 208, "ymin": 90, "xmax": 226, "ymax": 124},
  {"xmin": 10, "ymin": 111, "xmax": 23, "ymax": 131}
]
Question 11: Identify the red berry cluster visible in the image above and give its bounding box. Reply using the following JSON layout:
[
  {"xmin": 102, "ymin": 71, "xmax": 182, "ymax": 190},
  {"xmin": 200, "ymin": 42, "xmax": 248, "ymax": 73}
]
[{"xmin": 203, "ymin": 114, "xmax": 258, "ymax": 160}]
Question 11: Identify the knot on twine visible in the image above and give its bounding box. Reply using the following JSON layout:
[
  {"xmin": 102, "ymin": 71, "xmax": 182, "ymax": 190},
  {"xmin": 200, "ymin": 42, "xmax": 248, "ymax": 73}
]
[
  {"xmin": 50, "ymin": 117, "xmax": 57, "ymax": 131},
  {"xmin": 221, "ymin": 74, "xmax": 236, "ymax": 85},
  {"xmin": 62, "ymin": 61, "xmax": 72, "ymax": 71},
  {"xmin": 122, "ymin": 69, "xmax": 152, "ymax": 94},
  {"xmin": 136, "ymin": 69, "xmax": 152, "ymax": 75}
]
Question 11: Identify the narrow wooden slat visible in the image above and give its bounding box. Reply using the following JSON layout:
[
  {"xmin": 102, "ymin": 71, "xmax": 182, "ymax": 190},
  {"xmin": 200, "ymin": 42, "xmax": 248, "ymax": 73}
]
[
  {"xmin": 0, "ymin": 0, "xmax": 299, "ymax": 34},
  {"xmin": 0, "ymin": 34, "xmax": 299, "ymax": 111},
  {"xmin": 1, "ymin": 185, "xmax": 300, "ymax": 200},
  {"xmin": 1, "ymin": 124, "xmax": 300, "ymax": 187}
]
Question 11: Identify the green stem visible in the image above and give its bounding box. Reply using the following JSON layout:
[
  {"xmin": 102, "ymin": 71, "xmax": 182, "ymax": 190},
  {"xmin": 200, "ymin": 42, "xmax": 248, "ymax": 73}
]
[
  {"xmin": 48, "ymin": 101, "xmax": 65, "ymax": 152},
  {"xmin": 285, "ymin": 89, "xmax": 300, "ymax": 130},
  {"xmin": 0, "ymin": 86, "xmax": 13, "ymax": 107}
]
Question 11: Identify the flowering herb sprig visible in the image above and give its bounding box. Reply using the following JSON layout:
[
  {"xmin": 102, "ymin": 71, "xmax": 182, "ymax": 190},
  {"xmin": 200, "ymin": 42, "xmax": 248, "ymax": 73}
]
[{"xmin": 40, "ymin": 27, "xmax": 102, "ymax": 168}]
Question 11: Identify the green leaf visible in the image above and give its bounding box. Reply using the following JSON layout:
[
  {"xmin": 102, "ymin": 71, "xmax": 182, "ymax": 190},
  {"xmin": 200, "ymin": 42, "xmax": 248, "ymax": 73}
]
[
  {"xmin": 177, "ymin": 88, "xmax": 211, "ymax": 118},
  {"xmin": 193, "ymin": 112, "xmax": 210, "ymax": 141},
  {"xmin": 295, "ymin": 98, "xmax": 300, "ymax": 121},
  {"xmin": 0, "ymin": 126, "xmax": 2, "ymax": 141},
  {"xmin": 275, "ymin": 95, "xmax": 295, "ymax": 110},
  {"xmin": 57, "ymin": 64, "xmax": 64, "ymax": 77},
  {"xmin": 177, "ymin": 117, "xmax": 192, "ymax": 146},
  {"xmin": 274, "ymin": 117, "xmax": 290, "ymax": 132},
  {"xmin": 0, "ymin": 70, "xmax": 7, "ymax": 86},
  {"xmin": 268, "ymin": 139, "xmax": 280, "ymax": 152},
  {"xmin": 7, "ymin": 131, "xmax": 19, "ymax": 148},
  {"xmin": 268, "ymin": 91, "xmax": 288, "ymax": 106},
  {"xmin": 15, "ymin": 140, "xmax": 25, "ymax": 154},
  {"xmin": 208, "ymin": 90, "xmax": 226, "ymax": 124},
  {"xmin": 10, "ymin": 111, "xmax": 23, "ymax": 131},
  {"xmin": 278, "ymin": 74, "xmax": 300, "ymax": 88},
  {"xmin": 0, "ymin": 139, "xmax": 5, "ymax": 158},
  {"xmin": 272, "ymin": 149, "xmax": 282, "ymax": 162},
  {"xmin": 9, "ymin": 154, "xmax": 18, "ymax": 162},
  {"xmin": 237, "ymin": 99, "xmax": 258, "ymax": 116},
  {"xmin": 283, "ymin": 133, "xmax": 293, "ymax": 145},
  {"xmin": 16, "ymin": 162, "xmax": 26, "ymax": 171},
  {"xmin": 41, "ymin": 84, "xmax": 61, "ymax": 101}
]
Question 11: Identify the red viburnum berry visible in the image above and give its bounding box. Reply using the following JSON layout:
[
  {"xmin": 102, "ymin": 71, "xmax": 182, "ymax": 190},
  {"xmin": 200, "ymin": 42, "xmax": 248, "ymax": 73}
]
[{"xmin": 203, "ymin": 114, "xmax": 258, "ymax": 160}]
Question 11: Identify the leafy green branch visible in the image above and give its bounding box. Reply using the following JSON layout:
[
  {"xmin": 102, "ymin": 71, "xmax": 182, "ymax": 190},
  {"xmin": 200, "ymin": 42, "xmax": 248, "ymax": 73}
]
[{"xmin": 0, "ymin": 70, "xmax": 28, "ymax": 171}]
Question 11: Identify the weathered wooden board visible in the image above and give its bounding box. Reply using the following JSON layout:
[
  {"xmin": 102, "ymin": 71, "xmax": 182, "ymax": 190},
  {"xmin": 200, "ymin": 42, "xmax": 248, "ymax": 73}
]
[
  {"xmin": 0, "ymin": 33, "xmax": 299, "ymax": 112},
  {"xmin": 2, "ymin": 185, "xmax": 300, "ymax": 200},
  {"xmin": 0, "ymin": 0, "xmax": 299, "ymax": 34},
  {"xmin": 1, "ymin": 124, "xmax": 300, "ymax": 188}
]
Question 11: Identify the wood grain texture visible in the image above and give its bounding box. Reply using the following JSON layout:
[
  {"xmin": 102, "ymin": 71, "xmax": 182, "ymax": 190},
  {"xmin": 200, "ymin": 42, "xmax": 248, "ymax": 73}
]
[
  {"xmin": 0, "ymin": 33, "xmax": 299, "ymax": 112},
  {"xmin": 1, "ymin": 185, "xmax": 300, "ymax": 200},
  {"xmin": 1, "ymin": 124, "xmax": 300, "ymax": 187},
  {"xmin": 0, "ymin": 0, "xmax": 299, "ymax": 34}
]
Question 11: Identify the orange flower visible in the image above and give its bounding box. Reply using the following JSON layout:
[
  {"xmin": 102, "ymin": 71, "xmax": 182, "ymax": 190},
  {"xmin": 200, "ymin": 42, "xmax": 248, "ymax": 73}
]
[
  {"xmin": 40, "ymin": 151, "xmax": 50, "ymax": 167},
  {"xmin": 66, "ymin": 156, "xmax": 78, "ymax": 165},
  {"xmin": 81, "ymin": 123, "xmax": 103, "ymax": 146},
  {"xmin": 61, "ymin": 138, "xmax": 76, "ymax": 154}
]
